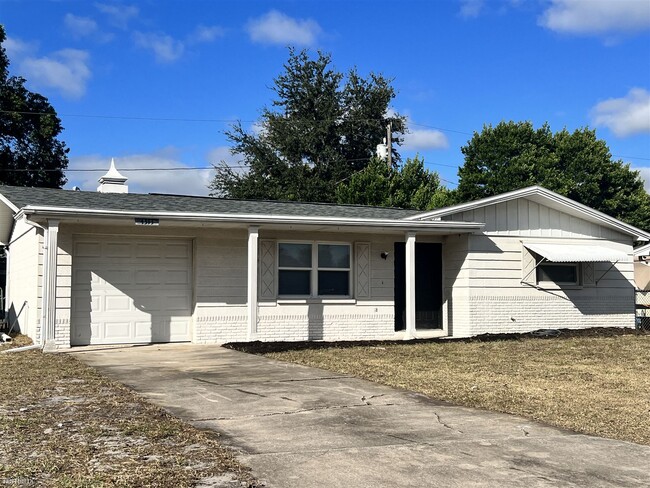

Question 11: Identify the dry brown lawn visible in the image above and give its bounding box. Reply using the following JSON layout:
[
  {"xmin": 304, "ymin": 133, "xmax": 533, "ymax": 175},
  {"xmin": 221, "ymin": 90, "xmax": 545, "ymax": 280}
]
[
  {"xmin": 231, "ymin": 329, "xmax": 650, "ymax": 445},
  {"xmin": 0, "ymin": 340, "xmax": 258, "ymax": 487}
]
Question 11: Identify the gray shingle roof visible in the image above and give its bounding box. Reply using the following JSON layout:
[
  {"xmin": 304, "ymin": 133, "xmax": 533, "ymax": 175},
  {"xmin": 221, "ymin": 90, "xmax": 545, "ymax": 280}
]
[{"xmin": 0, "ymin": 185, "xmax": 421, "ymax": 220}]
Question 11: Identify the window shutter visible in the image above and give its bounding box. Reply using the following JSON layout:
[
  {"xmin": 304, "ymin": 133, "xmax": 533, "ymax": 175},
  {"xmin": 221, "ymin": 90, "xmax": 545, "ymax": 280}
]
[
  {"xmin": 521, "ymin": 245, "xmax": 536, "ymax": 286},
  {"xmin": 583, "ymin": 262, "xmax": 595, "ymax": 286},
  {"xmin": 355, "ymin": 242, "xmax": 370, "ymax": 299},
  {"xmin": 259, "ymin": 239, "xmax": 276, "ymax": 300}
]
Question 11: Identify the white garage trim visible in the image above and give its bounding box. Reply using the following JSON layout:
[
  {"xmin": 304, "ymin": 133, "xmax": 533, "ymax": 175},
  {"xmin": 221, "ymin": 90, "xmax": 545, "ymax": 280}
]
[{"xmin": 71, "ymin": 236, "xmax": 193, "ymax": 345}]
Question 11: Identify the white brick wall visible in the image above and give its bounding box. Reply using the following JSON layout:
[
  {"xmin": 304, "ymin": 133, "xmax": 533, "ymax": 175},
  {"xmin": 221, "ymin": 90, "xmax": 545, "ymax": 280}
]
[{"xmin": 464, "ymin": 295, "xmax": 634, "ymax": 336}]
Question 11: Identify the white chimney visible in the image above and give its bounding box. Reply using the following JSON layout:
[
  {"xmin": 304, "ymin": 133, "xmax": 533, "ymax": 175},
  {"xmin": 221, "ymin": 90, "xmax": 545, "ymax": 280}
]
[{"xmin": 97, "ymin": 158, "xmax": 128, "ymax": 193}]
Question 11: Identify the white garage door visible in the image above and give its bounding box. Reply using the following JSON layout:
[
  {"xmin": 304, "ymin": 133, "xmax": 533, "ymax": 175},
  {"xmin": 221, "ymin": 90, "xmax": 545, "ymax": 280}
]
[{"xmin": 71, "ymin": 237, "xmax": 192, "ymax": 345}]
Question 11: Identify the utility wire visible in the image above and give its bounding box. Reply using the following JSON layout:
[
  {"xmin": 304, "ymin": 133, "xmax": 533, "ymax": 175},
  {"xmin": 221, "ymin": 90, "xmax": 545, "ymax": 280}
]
[{"xmin": 2, "ymin": 109, "xmax": 646, "ymax": 162}]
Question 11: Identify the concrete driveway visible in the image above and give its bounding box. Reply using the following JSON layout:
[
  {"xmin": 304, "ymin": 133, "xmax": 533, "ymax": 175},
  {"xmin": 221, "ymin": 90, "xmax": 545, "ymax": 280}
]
[{"xmin": 72, "ymin": 344, "xmax": 650, "ymax": 488}]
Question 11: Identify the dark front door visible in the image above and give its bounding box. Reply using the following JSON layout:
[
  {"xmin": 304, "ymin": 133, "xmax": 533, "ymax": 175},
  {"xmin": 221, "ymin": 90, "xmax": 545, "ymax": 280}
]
[{"xmin": 394, "ymin": 242, "xmax": 443, "ymax": 331}]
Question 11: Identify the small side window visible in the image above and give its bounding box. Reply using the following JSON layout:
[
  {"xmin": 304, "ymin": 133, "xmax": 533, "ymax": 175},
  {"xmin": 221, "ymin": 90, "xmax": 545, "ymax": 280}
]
[{"xmin": 536, "ymin": 262, "xmax": 579, "ymax": 286}]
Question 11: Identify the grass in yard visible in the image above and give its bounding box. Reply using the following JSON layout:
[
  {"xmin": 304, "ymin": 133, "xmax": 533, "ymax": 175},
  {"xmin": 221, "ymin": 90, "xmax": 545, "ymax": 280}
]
[
  {"xmin": 0, "ymin": 344, "xmax": 258, "ymax": 487},
  {"xmin": 228, "ymin": 329, "xmax": 650, "ymax": 445}
]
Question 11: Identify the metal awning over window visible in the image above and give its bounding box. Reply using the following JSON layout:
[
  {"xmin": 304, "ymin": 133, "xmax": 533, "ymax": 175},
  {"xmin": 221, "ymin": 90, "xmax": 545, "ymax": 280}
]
[{"xmin": 523, "ymin": 243, "xmax": 629, "ymax": 263}]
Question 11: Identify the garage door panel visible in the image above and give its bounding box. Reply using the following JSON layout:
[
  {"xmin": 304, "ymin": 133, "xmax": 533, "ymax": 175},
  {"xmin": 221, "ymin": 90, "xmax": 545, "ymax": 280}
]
[
  {"xmin": 71, "ymin": 237, "xmax": 192, "ymax": 345},
  {"xmin": 166, "ymin": 243, "xmax": 191, "ymax": 258},
  {"xmin": 135, "ymin": 269, "xmax": 161, "ymax": 285},
  {"xmin": 102, "ymin": 269, "xmax": 134, "ymax": 286},
  {"xmin": 164, "ymin": 294, "xmax": 192, "ymax": 311},
  {"xmin": 104, "ymin": 294, "xmax": 132, "ymax": 312},
  {"xmin": 75, "ymin": 242, "xmax": 101, "ymax": 258},
  {"xmin": 103, "ymin": 321, "xmax": 132, "ymax": 339},
  {"xmin": 135, "ymin": 242, "xmax": 163, "ymax": 258},
  {"xmin": 105, "ymin": 242, "xmax": 133, "ymax": 258}
]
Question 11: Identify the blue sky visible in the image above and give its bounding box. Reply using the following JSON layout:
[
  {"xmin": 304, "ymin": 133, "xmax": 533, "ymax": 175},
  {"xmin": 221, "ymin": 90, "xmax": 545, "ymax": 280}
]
[{"xmin": 2, "ymin": 0, "xmax": 650, "ymax": 196}]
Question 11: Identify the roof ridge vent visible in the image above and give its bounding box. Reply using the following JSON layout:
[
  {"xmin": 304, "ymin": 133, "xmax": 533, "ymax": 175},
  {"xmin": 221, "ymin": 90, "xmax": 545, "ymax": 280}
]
[{"xmin": 97, "ymin": 158, "xmax": 128, "ymax": 193}]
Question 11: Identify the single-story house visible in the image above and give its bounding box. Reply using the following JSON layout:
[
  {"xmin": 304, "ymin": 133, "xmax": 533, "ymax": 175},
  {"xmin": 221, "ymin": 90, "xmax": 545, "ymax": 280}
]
[{"xmin": 1, "ymin": 162, "xmax": 646, "ymax": 349}]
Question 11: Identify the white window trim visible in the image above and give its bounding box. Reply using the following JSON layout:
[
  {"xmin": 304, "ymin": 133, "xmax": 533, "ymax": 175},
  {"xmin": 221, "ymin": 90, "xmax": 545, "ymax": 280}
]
[{"xmin": 277, "ymin": 241, "xmax": 352, "ymax": 298}]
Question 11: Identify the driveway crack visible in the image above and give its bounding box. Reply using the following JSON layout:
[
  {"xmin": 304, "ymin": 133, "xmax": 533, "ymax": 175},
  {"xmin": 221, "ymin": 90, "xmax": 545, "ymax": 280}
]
[
  {"xmin": 193, "ymin": 375, "xmax": 354, "ymax": 387},
  {"xmin": 433, "ymin": 411, "xmax": 463, "ymax": 434},
  {"xmin": 192, "ymin": 401, "xmax": 404, "ymax": 422}
]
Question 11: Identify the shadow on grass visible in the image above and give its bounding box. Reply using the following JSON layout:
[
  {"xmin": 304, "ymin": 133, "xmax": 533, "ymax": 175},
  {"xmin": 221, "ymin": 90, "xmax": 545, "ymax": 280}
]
[{"xmin": 224, "ymin": 327, "xmax": 649, "ymax": 354}]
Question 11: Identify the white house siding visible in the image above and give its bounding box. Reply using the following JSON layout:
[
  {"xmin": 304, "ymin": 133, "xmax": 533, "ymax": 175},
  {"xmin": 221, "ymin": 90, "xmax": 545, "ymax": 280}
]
[
  {"xmin": 250, "ymin": 230, "xmax": 400, "ymax": 343},
  {"xmin": 433, "ymin": 197, "xmax": 637, "ymax": 337},
  {"xmin": 6, "ymin": 219, "xmax": 41, "ymax": 341},
  {"xmin": 446, "ymin": 198, "xmax": 628, "ymax": 241},
  {"xmin": 442, "ymin": 233, "xmax": 470, "ymax": 337},
  {"xmin": 54, "ymin": 229, "xmax": 73, "ymax": 347},
  {"xmin": 193, "ymin": 229, "xmax": 248, "ymax": 343},
  {"xmin": 459, "ymin": 234, "xmax": 635, "ymax": 337}
]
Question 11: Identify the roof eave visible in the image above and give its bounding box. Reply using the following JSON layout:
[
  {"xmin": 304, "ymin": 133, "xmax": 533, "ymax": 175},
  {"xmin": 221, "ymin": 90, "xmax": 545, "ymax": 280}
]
[{"xmin": 18, "ymin": 206, "xmax": 485, "ymax": 232}]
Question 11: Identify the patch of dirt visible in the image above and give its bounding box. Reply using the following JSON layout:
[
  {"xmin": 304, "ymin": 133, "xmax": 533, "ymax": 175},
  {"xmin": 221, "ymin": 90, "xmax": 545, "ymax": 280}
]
[{"xmin": 0, "ymin": 349, "xmax": 261, "ymax": 487}]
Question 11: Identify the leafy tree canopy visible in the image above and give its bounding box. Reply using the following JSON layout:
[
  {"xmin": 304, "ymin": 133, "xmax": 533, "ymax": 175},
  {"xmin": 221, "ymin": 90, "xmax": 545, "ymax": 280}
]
[
  {"xmin": 456, "ymin": 121, "xmax": 650, "ymax": 230},
  {"xmin": 0, "ymin": 25, "xmax": 69, "ymax": 188},
  {"xmin": 210, "ymin": 48, "xmax": 407, "ymax": 203},
  {"xmin": 336, "ymin": 155, "xmax": 453, "ymax": 210}
]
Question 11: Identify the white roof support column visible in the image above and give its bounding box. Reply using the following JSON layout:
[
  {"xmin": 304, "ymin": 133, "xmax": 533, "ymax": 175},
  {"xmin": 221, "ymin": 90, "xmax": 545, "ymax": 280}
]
[
  {"xmin": 43, "ymin": 219, "xmax": 59, "ymax": 351},
  {"xmin": 405, "ymin": 231, "xmax": 416, "ymax": 340},
  {"xmin": 247, "ymin": 226, "xmax": 259, "ymax": 341}
]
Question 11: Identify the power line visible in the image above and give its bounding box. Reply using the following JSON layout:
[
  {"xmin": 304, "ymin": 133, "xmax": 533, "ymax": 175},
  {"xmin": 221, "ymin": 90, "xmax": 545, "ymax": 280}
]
[{"xmin": 3, "ymin": 109, "xmax": 647, "ymax": 162}]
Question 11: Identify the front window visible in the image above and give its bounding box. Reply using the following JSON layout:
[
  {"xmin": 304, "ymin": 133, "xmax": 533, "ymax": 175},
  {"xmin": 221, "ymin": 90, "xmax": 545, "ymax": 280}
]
[
  {"xmin": 278, "ymin": 243, "xmax": 312, "ymax": 295},
  {"xmin": 278, "ymin": 242, "xmax": 351, "ymax": 297},
  {"xmin": 317, "ymin": 244, "xmax": 350, "ymax": 296}
]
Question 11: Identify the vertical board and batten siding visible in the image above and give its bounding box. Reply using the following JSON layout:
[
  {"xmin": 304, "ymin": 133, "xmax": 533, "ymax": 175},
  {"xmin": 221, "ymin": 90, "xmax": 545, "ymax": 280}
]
[
  {"xmin": 6, "ymin": 218, "xmax": 41, "ymax": 341},
  {"xmin": 447, "ymin": 199, "xmax": 629, "ymax": 241},
  {"xmin": 438, "ymin": 197, "xmax": 635, "ymax": 336}
]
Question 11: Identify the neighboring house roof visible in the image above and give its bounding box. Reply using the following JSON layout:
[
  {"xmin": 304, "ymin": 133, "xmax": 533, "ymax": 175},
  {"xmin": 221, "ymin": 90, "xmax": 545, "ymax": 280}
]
[
  {"xmin": 634, "ymin": 243, "xmax": 650, "ymax": 258},
  {"xmin": 407, "ymin": 186, "xmax": 650, "ymax": 242}
]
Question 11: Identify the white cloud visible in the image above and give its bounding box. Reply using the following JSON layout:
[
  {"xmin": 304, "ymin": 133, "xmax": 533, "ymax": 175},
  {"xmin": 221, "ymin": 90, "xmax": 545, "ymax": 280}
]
[
  {"xmin": 540, "ymin": 0, "xmax": 650, "ymax": 35},
  {"xmin": 64, "ymin": 13, "xmax": 113, "ymax": 42},
  {"xmin": 20, "ymin": 49, "xmax": 91, "ymax": 99},
  {"xmin": 188, "ymin": 25, "xmax": 225, "ymax": 44},
  {"xmin": 64, "ymin": 13, "xmax": 98, "ymax": 38},
  {"xmin": 403, "ymin": 128, "xmax": 449, "ymax": 150},
  {"xmin": 206, "ymin": 146, "xmax": 238, "ymax": 166},
  {"xmin": 4, "ymin": 36, "xmax": 36, "ymax": 59},
  {"xmin": 459, "ymin": 0, "xmax": 484, "ymax": 18},
  {"xmin": 134, "ymin": 32, "xmax": 184, "ymax": 63},
  {"xmin": 591, "ymin": 88, "xmax": 650, "ymax": 137},
  {"xmin": 635, "ymin": 167, "xmax": 650, "ymax": 193},
  {"xmin": 67, "ymin": 149, "xmax": 214, "ymax": 196},
  {"xmin": 246, "ymin": 10, "xmax": 322, "ymax": 46},
  {"xmin": 95, "ymin": 2, "xmax": 139, "ymax": 29}
]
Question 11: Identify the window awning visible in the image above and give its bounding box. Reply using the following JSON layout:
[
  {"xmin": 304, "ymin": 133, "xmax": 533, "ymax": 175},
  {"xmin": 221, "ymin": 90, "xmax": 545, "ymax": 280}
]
[{"xmin": 523, "ymin": 243, "xmax": 629, "ymax": 263}]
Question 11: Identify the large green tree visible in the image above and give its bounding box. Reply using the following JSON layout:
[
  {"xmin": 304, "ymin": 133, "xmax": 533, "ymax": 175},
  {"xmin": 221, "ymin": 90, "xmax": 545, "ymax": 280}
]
[
  {"xmin": 336, "ymin": 155, "xmax": 453, "ymax": 210},
  {"xmin": 0, "ymin": 25, "xmax": 69, "ymax": 188},
  {"xmin": 210, "ymin": 49, "xmax": 405, "ymax": 202},
  {"xmin": 456, "ymin": 121, "xmax": 650, "ymax": 230}
]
